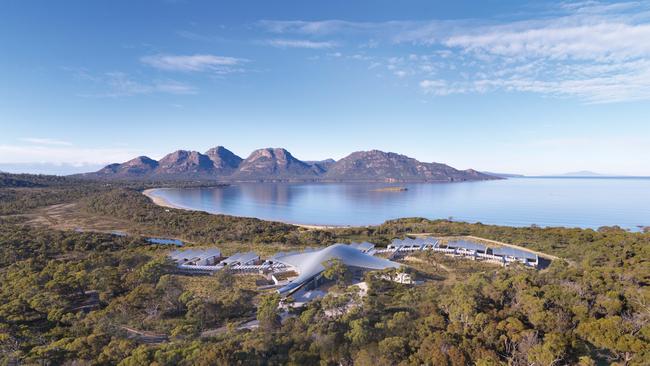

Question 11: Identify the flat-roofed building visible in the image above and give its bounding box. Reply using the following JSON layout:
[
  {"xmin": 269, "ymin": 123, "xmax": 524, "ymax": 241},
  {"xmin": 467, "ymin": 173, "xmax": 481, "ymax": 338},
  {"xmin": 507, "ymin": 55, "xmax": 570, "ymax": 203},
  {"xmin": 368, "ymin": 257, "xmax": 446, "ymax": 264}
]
[
  {"xmin": 444, "ymin": 240, "xmax": 487, "ymax": 255},
  {"xmin": 491, "ymin": 247, "xmax": 538, "ymax": 267},
  {"xmin": 388, "ymin": 237, "xmax": 436, "ymax": 251},
  {"xmin": 169, "ymin": 248, "xmax": 222, "ymax": 266},
  {"xmin": 220, "ymin": 252, "xmax": 260, "ymax": 266}
]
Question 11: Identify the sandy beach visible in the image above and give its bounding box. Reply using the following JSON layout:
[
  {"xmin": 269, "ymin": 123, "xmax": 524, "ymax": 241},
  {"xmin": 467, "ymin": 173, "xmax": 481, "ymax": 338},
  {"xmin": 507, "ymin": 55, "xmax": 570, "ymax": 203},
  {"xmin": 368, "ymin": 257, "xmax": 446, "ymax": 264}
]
[{"xmin": 142, "ymin": 189, "xmax": 187, "ymax": 210}]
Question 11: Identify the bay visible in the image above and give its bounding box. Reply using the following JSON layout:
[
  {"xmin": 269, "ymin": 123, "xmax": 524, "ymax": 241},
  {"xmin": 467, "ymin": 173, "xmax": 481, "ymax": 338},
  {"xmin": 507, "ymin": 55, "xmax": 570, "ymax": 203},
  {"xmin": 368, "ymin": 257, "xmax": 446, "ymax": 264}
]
[{"xmin": 146, "ymin": 178, "xmax": 650, "ymax": 231}]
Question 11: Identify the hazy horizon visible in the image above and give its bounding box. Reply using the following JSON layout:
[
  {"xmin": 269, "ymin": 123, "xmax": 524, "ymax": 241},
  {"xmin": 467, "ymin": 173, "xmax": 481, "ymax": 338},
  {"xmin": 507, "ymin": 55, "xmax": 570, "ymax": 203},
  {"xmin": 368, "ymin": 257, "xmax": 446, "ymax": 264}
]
[{"xmin": 2, "ymin": 0, "xmax": 650, "ymax": 176}]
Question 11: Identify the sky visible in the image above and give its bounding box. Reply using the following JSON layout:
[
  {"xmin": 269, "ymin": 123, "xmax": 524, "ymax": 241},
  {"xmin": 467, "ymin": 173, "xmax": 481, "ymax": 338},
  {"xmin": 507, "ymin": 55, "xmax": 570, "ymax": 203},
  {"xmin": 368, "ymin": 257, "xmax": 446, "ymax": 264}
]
[{"xmin": 1, "ymin": 0, "xmax": 650, "ymax": 176}]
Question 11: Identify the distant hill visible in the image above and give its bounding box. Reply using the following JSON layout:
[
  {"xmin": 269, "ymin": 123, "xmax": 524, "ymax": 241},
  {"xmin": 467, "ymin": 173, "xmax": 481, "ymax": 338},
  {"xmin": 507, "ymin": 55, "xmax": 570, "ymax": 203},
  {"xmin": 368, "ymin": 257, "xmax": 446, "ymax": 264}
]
[
  {"xmin": 155, "ymin": 150, "xmax": 217, "ymax": 179},
  {"xmin": 558, "ymin": 170, "xmax": 604, "ymax": 177},
  {"xmin": 82, "ymin": 147, "xmax": 245, "ymax": 181},
  {"xmin": 0, "ymin": 173, "xmax": 44, "ymax": 188},
  {"xmin": 0, "ymin": 172, "xmax": 79, "ymax": 188},
  {"xmin": 231, "ymin": 148, "xmax": 320, "ymax": 181},
  {"xmin": 77, "ymin": 147, "xmax": 499, "ymax": 182},
  {"xmin": 205, "ymin": 146, "xmax": 243, "ymax": 172},
  {"xmin": 93, "ymin": 156, "xmax": 159, "ymax": 179},
  {"xmin": 325, "ymin": 150, "xmax": 494, "ymax": 182}
]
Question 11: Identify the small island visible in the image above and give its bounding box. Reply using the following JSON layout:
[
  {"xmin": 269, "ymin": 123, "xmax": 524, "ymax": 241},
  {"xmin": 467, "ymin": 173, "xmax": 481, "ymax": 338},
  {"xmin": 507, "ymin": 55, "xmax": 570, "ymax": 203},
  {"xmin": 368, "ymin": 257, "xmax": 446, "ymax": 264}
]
[{"xmin": 372, "ymin": 186, "xmax": 408, "ymax": 192}]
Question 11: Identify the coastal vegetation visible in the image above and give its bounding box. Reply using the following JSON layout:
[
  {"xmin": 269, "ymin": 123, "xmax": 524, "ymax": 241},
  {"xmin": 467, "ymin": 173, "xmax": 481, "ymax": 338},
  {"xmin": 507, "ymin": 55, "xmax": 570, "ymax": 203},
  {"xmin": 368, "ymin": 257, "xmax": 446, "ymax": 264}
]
[
  {"xmin": 0, "ymin": 173, "xmax": 648, "ymax": 365},
  {"xmin": 80, "ymin": 188, "xmax": 305, "ymax": 245}
]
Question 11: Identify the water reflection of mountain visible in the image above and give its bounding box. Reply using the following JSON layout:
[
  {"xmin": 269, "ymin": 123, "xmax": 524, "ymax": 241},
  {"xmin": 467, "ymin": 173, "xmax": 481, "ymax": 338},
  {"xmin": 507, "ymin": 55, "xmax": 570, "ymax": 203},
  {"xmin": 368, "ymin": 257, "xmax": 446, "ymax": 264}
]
[
  {"xmin": 169, "ymin": 182, "xmax": 486, "ymax": 213},
  {"xmin": 232, "ymin": 183, "xmax": 460, "ymax": 207},
  {"xmin": 150, "ymin": 179, "xmax": 650, "ymax": 230}
]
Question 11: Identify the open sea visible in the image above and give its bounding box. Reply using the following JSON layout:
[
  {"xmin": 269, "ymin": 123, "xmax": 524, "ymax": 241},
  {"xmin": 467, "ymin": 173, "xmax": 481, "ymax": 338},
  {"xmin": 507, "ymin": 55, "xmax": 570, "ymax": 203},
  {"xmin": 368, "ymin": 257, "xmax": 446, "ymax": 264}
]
[{"xmin": 147, "ymin": 178, "xmax": 650, "ymax": 231}]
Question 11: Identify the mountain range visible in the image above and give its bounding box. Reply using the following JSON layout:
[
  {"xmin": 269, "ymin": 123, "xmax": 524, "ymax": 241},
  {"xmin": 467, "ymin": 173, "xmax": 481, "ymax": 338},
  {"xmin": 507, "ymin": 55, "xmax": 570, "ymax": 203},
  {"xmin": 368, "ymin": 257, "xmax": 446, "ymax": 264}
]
[{"xmin": 78, "ymin": 147, "xmax": 498, "ymax": 182}]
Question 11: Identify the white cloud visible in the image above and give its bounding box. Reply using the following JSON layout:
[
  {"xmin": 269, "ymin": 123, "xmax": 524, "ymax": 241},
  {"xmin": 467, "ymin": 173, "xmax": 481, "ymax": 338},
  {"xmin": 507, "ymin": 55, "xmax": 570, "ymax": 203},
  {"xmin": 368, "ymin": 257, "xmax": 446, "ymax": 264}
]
[
  {"xmin": 394, "ymin": 70, "xmax": 408, "ymax": 78},
  {"xmin": 260, "ymin": 2, "xmax": 650, "ymax": 103},
  {"xmin": 443, "ymin": 23, "xmax": 650, "ymax": 62},
  {"xmin": 419, "ymin": 79, "xmax": 471, "ymax": 96},
  {"xmin": 258, "ymin": 20, "xmax": 375, "ymax": 35},
  {"xmin": 419, "ymin": 79, "xmax": 446, "ymax": 92},
  {"xmin": 264, "ymin": 39, "xmax": 338, "ymax": 49},
  {"xmin": 20, "ymin": 137, "xmax": 72, "ymax": 146},
  {"xmin": 140, "ymin": 54, "xmax": 247, "ymax": 73},
  {"xmin": 80, "ymin": 72, "xmax": 197, "ymax": 97}
]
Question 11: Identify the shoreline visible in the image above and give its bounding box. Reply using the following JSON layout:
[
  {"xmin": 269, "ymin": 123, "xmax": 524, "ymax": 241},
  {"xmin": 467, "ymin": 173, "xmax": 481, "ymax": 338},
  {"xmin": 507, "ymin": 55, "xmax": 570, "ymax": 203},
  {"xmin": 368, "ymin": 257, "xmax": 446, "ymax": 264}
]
[
  {"xmin": 142, "ymin": 188, "xmax": 188, "ymax": 211},
  {"xmin": 142, "ymin": 188, "xmax": 344, "ymax": 230}
]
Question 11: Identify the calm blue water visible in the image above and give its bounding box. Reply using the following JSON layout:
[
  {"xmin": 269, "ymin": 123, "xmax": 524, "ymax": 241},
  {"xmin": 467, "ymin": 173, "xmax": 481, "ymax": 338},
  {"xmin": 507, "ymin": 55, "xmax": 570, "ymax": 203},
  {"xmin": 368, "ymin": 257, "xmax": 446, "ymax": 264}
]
[{"xmin": 147, "ymin": 178, "xmax": 650, "ymax": 231}]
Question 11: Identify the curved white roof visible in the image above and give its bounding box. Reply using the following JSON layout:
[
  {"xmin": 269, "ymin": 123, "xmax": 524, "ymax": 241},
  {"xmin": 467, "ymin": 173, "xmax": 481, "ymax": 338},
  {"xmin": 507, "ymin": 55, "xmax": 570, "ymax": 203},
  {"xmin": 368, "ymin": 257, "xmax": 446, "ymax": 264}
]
[{"xmin": 275, "ymin": 243, "xmax": 400, "ymax": 295}]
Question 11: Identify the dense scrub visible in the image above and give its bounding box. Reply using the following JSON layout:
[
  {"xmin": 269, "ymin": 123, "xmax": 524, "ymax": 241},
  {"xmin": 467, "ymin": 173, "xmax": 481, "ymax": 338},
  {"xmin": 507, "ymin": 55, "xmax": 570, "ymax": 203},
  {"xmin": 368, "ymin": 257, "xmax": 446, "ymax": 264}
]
[
  {"xmin": 80, "ymin": 188, "xmax": 335, "ymax": 245},
  {"xmin": 181, "ymin": 261, "xmax": 649, "ymax": 365},
  {"xmin": 0, "ymin": 222, "xmax": 258, "ymax": 364},
  {"xmin": 0, "ymin": 172, "xmax": 231, "ymax": 215},
  {"xmin": 0, "ymin": 174, "xmax": 112, "ymax": 215},
  {"xmin": 1, "ymin": 217, "xmax": 647, "ymax": 365},
  {"xmin": 0, "ymin": 173, "xmax": 79, "ymax": 188},
  {"xmin": 0, "ymin": 174, "xmax": 648, "ymax": 365}
]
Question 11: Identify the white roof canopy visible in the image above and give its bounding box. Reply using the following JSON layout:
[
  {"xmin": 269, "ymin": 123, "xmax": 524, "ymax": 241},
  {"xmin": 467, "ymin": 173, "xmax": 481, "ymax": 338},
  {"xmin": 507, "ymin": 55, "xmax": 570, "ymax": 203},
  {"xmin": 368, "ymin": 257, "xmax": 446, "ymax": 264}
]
[{"xmin": 275, "ymin": 244, "xmax": 400, "ymax": 295}]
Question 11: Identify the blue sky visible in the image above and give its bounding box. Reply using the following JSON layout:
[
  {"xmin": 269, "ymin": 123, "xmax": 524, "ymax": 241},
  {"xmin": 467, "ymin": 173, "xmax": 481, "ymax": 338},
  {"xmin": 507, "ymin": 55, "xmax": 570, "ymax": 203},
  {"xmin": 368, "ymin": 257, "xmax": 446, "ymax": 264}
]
[{"xmin": 1, "ymin": 0, "xmax": 650, "ymax": 175}]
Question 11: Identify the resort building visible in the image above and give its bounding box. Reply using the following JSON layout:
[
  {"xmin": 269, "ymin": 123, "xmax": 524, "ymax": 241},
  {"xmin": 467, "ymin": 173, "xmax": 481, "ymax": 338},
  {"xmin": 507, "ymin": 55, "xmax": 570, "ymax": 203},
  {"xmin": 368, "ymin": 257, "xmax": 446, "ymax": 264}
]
[
  {"xmin": 166, "ymin": 236, "xmax": 539, "ymax": 281},
  {"xmin": 387, "ymin": 237, "xmax": 438, "ymax": 252},
  {"xmin": 169, "ymin": 248, "xmax": 224, "ymax": 274},
  {"xmin": 442, "ymin": 240, "xmax": 487, "ymax": 255},
  {"xmin": 430, "ymin": 239, "xmax": 539, "ymax": 267},
  {"xmin": 220, "ymin": 252, "xmax": 260, "ymax": 267},
  {"xmin": 273, "ymin": 243, "xmax": 401, "ymax": 296},
  {"xmin": 491, "ymin": 247, "xmax": 539, "ymax": 267},
  {"xmin": 348, "ymin": 242, "xmax": 376, "ymax": 253},
  {"xmin": 169, "ymin": 248, "xmax": 222, "ymax": 266}
]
